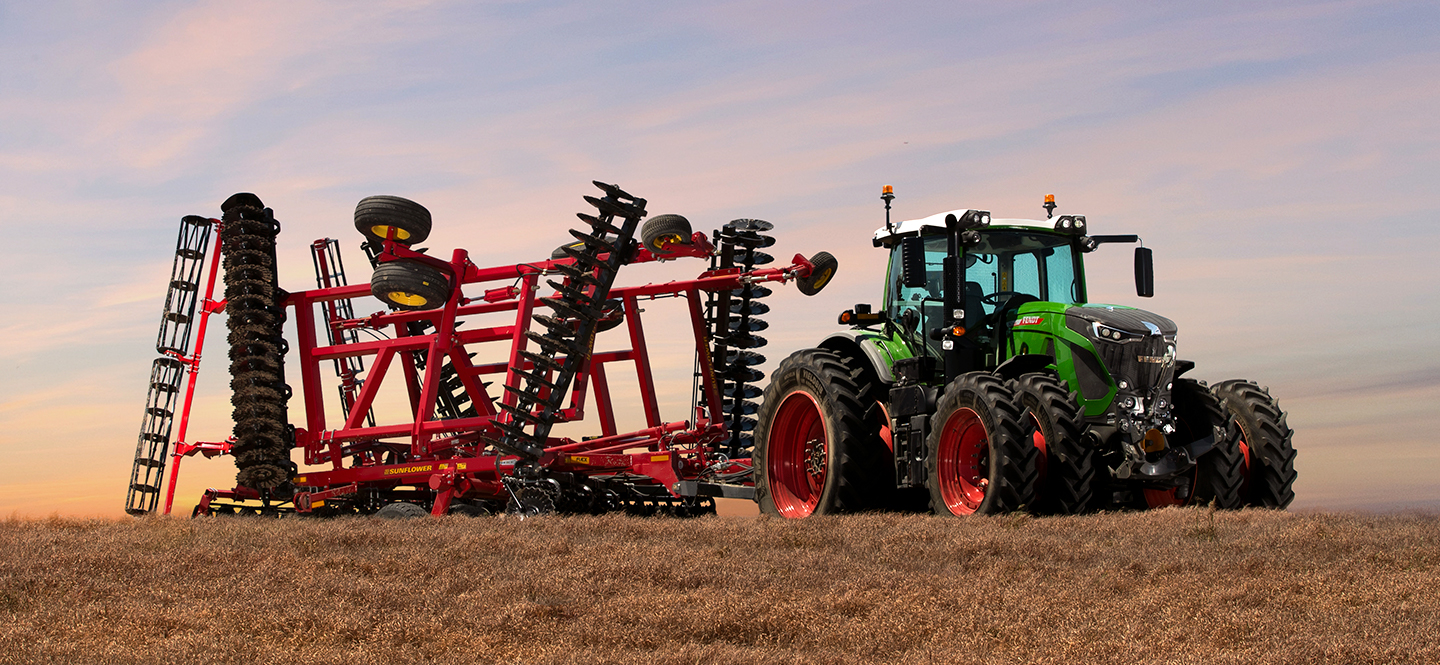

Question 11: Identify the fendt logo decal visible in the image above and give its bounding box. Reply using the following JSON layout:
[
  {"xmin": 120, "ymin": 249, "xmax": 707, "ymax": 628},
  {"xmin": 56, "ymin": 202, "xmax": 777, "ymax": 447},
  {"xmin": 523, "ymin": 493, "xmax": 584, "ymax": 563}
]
[
  {"xmin": 1015, "ymin": 316, "xmax": 1044, "ymax": 326},
  {"xmin": 1138, "ymin": 345, "xmax": 1177, "ymax": 367}
]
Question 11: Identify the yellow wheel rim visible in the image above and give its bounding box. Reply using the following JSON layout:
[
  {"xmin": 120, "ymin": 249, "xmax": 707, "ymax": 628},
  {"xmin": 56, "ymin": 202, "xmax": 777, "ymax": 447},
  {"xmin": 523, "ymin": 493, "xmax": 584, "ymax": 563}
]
[
  {"xmin": 651, "ymin": 233, "xmax": 683, "ymax": 250},
  {"xmin": 370, "ymin": 225, "xmax": 412, "ymax": 241},
  {"xmin": 387, "ymin": 291, "xmax": 428, "ymax": 306},
  {"xmin": 812, "ymin": 268, "xmax": 833, "ymax": 290}
]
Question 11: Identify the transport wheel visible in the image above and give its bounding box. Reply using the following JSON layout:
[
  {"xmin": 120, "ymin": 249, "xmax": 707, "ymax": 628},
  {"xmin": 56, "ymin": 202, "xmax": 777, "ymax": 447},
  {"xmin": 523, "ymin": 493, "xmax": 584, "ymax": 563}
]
[
  {"xmin": 374, "ymin": 502, "xmax": 429, "ymax": 519},
  {"xmin": 370, "ymin": 260, "xmax": 451, "ymax": 310},
  {"xmin": 925, "ymin": 372, "xmax": 1037, "ymax": 516},
  {"xmin": 640, "ymin": 214, "xmax": 692, "ymax": 255},
  {"xmin": 354, "ymin": 195, "xmax": 432, "ymax": 246},
  {"xmin": 1010, "ymin": 372, "xmax": 1094, "ymax": 515},
  {"xmin": 448, "ymin": 502, "xmax": 490, "ymax": 517},
  {"xmin": 796, "ymin": 251, "xmax": 838, "ymax": 296},
  {"xmin": 753, "ymin": 348, "xmax": 883, "ymax": 518},
  {"xmin": 1211, "ymin": 379, "xmax": 1297, "ymax": 508},
  {"xmin": 1142, "ymin": 378, "xmax": 1245, "ymax": 509}
]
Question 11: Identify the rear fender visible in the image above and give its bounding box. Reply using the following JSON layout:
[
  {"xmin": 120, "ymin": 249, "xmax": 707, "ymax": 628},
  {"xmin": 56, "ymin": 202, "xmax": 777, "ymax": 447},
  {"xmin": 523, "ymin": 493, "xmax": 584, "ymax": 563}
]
[
  {"xmin": 994, "ymin": 353, "xmax": 1055, "ymax": 381},
  {"xmin": 819, "ymin": 332, "xmax": 897, "ymax": 386}
]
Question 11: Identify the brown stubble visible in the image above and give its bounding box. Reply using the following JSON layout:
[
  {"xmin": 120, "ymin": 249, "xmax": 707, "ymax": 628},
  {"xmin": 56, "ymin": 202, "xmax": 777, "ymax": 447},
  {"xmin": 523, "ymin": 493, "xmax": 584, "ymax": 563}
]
[{"xmin": 0, "ymin": 509, "xmax": 1436, "ymax": 664}]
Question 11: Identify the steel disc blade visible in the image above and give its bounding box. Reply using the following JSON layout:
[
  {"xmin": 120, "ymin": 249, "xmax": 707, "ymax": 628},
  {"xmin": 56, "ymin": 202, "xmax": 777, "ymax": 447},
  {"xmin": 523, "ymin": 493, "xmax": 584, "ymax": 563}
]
[
  {"xmin": 730, "ymin": 301, "xmax": 770, "ymax": 316},
  {"xmin": 724, "ymin": 218, "xmax": 774, "ymax": 233},
  {"xmin": 728, "ymin": 318, "xmax": 769, "ymax": 332},
  {"xmin": 724, "ymin": 384, "xmax": 763, "ymax": 399},
  {"xmin": 725, "ymin": 350, "xmax": 767, "ymax": 366}
]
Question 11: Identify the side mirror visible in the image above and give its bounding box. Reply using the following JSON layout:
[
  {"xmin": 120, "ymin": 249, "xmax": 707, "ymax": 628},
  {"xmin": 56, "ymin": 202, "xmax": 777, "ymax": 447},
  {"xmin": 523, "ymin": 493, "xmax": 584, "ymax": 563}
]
[
  {"xmin": 901, "ymin": 237, "xmax": 927, "ymax": 288},
  {"xmin": 1134, "ymin": 247, "xmax": 1154, "ymax": 298}
]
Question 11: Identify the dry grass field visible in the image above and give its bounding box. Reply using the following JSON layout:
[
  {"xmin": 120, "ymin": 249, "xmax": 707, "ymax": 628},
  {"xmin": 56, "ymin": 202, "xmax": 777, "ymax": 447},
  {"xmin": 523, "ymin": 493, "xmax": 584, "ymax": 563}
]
[{"xmin": 1, "ymin": 508, "xmax": 1436, "ymax": 664}]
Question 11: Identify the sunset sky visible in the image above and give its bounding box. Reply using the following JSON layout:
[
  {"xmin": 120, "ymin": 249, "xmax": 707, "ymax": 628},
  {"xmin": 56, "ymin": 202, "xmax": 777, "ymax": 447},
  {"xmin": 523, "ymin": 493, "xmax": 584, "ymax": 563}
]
[{"xmin": 2, "ymin": 0, "xmax": 1437, "ymax": 516}]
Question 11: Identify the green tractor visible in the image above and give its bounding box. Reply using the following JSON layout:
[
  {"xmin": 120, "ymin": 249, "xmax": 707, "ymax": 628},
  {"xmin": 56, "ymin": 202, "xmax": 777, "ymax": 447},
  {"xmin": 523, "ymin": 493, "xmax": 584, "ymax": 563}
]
[{"xmin": 752, "ymin": 190, "xmax": 1296, "ymax": 517}]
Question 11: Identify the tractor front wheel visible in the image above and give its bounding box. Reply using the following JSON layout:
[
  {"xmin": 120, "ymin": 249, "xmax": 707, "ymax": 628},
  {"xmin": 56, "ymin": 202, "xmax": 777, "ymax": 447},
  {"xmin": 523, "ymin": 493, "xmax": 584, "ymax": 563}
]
[
  {"xmin": 1011, "ymin": 372, "xmax": 1094, "ymax": 515},
  {"xmin": 1211, "ymin": 379, "xmax": 1297, "ymax": 508},
  {"xmin": 753, "ymin": 349, "xmax": 882, "ymax": 518},
  {"xmin": 925, "ymin": 373, "xmax": 1037, "ymax": 516},
  {"xmin": 1142, "ymin": 378, "xmax": 1245, "ymax": 509}
]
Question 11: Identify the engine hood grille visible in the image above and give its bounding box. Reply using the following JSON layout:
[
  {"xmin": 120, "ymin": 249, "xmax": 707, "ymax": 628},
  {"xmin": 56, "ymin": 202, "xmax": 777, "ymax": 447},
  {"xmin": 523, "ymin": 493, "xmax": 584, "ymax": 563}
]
[{"xmin": 1065, "ymin": 305, "xmax": 1177, "ymax": 399}]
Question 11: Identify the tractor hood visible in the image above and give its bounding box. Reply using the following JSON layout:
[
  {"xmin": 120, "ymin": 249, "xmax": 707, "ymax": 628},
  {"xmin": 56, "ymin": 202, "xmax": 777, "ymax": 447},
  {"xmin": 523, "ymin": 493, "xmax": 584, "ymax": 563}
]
[{"xmin": 1065, "ymin": 304, "xmax": 1176, "ymax": 338}]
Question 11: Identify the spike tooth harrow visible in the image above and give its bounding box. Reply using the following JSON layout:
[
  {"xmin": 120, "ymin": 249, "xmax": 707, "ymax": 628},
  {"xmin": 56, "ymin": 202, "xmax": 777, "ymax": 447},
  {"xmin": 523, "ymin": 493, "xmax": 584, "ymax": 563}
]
[{"xmin": 131, "ymin": 180, "xmax": 835, "ymax": 517}]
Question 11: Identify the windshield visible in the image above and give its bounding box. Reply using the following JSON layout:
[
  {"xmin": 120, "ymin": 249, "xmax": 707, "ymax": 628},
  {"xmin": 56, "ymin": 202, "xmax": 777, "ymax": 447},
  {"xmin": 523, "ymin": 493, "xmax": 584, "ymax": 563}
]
[{"xmin": 884, "ymin": 231, "xmax": 1083, "ymax": 354}]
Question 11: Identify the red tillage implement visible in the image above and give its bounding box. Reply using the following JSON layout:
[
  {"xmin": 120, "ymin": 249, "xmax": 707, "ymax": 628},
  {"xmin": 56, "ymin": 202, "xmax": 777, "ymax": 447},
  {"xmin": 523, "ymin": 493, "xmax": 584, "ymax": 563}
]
[{"xmin": 125, "ymin": 181, "xmax": 837, "ymax": 517}]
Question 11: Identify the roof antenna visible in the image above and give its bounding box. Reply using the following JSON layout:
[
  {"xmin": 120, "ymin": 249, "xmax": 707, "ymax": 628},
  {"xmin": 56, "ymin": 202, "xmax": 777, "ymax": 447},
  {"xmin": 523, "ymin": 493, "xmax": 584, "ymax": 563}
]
[
  {"xmin": 1043, "ymin": 193, "xmax": 1057, "ymax": 219},
  {"xmin": 882, "ymin": 185, "xmax": 896, "ymax": 233}
]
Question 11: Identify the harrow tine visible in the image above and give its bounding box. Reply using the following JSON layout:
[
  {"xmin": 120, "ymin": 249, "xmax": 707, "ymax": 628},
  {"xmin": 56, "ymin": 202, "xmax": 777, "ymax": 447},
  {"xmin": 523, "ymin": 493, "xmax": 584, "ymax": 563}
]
[
  {"xmin": 576, "ymin": 212, "xmax": 622, "ymax": 235},
  {"xmin": 583, "ymin": 195, "xmax": 643, "ymax": 219},
  {"xmin": 568, "ymin": 228, "xmax": 620, "ymax": 255}
]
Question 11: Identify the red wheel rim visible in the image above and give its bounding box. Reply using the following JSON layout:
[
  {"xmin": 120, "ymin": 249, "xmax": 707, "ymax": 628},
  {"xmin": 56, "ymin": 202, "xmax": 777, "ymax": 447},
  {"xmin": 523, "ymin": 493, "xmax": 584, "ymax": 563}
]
[
  {"xmin": 936, "ymin": 407, "xmax": 989, "ymax": 515},
  {"xmin": 767, "ymin": 390, "xmax": 827, "ymax": 518},
  {"xmin": 1234, "ymin": 419, "xmax": 1252, "ymax": 498},
  {"xmin": 1143, "ymin": 487, "xmax": 1185, "ymax": 507},
  {"xmin": 1030, "ymin": 413, "xmax": 1048, "ymax": 486},
  {"xmin": 1143, "ymin": 464, "xmax": 1199, "ymax": 508}
]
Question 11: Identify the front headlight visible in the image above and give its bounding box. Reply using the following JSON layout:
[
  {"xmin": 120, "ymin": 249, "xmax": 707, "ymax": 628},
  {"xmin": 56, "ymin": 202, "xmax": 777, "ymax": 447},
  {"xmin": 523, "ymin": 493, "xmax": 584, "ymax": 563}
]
[{"xmin": 1092, "ymin": 322, "xmax": 1140, "ymax": 342}]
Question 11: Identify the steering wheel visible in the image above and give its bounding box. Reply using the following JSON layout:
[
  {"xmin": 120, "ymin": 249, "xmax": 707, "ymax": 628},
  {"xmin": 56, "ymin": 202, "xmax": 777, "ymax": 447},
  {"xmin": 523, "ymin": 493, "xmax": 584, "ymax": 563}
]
[{"xmin": 980, "ymin": 291, "xmax": 1024, "ymax": 305}]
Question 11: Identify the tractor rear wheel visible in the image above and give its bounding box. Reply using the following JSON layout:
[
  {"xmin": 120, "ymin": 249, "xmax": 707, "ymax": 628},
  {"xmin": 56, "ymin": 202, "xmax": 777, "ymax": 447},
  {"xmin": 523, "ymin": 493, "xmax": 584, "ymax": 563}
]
[
  {"xmin": 1142, "ymin": 378, "xmax": 1245, "ymax": 509},
  {"xmin": 925, "ymin": 372, "xmax": 1037, "ymax": 516},
  {"xmin": 753, "ymin": 349, "xmax": 883, "ymax": 518},
  {"xmin": 355, "ymin": 195, "xmax": 431, "ymax": 246},
  {"xmin": 371, "ymin": 260, "xmax": 451, "ymax": 311},
  {"xmin": 1211, "ymin": 379, "xmax": 1297, "ymax": 508},
  {"xmin": 1011, "ymin": 372, "xmax": 1094, "ymax": 515}
]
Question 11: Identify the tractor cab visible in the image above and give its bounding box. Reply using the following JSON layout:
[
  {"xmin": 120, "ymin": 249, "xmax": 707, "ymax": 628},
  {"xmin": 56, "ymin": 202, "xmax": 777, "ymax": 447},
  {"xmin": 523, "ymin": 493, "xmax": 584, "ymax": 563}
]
[{"xmin": 878, "ymin": 216, "xmax": 1088, "ymax": 370}]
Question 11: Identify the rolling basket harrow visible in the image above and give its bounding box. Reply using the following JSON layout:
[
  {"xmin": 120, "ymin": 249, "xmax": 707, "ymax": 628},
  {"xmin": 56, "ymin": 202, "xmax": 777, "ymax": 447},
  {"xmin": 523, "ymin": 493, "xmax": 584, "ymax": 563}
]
[{"xmin": 125, "ymin": 181, "xmax": 835, "ymax": 517}]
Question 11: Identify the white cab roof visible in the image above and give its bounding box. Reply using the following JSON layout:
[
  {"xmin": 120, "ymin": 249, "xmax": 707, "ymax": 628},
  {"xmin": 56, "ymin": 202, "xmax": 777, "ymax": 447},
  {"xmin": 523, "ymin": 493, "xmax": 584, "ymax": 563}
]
[{"xmin": 873, "ymin": 209, "xmax": 1057, "ymax": 244}]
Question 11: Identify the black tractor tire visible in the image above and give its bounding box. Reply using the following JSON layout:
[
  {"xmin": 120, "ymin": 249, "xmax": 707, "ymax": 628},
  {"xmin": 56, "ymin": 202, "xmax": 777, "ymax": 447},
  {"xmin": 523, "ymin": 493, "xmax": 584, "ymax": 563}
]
[
  {"xmin": 925, "ymin": 372, "xmax": 1037, "ymax": 516},
  {"xmin": 1149, "ymin": 378, "xmax": 1245, "ymax": 509},
  {"xmin": 640, "ymin": 214, "xmax": 692, "ymax": 256},
  {"xmin": 370, "ymin": 260, "xmax": 451, "ymax": 311},
  {"xmin": 374, "ymin": 502, "xmax": 430, "ymax": 519},
  {"xmin": 797, "ymin": 251, "xmax": 837, "ymax": 296},
  {"xmin": 1010, "ymin": 372, "xmax": 1094, "ymax": 515},
  {"xmin": 355, "ymin": 195, "xmax": 432, "ymax": 246},
  {"xmin": 753, "ymin": 349, "xmax": 886, "ymax": 518},
  {"xmin": 1211, "ymin": 379, "xmax": 1297, "ymax": 508}
]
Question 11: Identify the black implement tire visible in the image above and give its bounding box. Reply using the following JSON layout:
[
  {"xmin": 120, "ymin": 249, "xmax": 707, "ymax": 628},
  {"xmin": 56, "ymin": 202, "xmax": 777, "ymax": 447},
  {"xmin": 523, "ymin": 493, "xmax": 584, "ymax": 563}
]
[
  {"xmin": 370, "ymin": 260, "xmax": 451, "ymax": 310},
  {"xmin": 448, "ymin": 502, "xmax": 490, "ymax": 517},
  {"xmin": 640, "ymin": 214, "xmax": 691, "ymax": 255},
  {"xmin": 355, "ymin": 195, "xmax": 432, "ymax": 246},
  {"xmin": 1011, "ymin": 372, "xmax": 1094, "ymax": 515},
  {"xmin": 1145, "ymin": 378, "xmax": 1245, "ymax": 509},
  {"xmin": 925, "ymin": 372, "xmax": 1037, "ymax": 516},
  {"xmin": 374, "ymin": 502, "xmax": 430, "ymax": 519},
  {"xmin": 797, "ymin": 251, "xmax": 837, "ymax": 296},
  {"xmin": 753, "ymin": 349, "xmax": 885, "ymax": 518},
  {"xmin": 1211, "ymin": 379, "xmax": 1297, "ymax": 508}
]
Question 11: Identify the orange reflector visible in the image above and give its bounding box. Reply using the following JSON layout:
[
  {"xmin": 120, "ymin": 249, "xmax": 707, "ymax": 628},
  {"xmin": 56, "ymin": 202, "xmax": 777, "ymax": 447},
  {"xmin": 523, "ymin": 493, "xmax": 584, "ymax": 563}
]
[
  {"xmin": 952, "ymin": 325, "xmax": 966, "ymax": 337},
  {"xmin": 1143, "ymin": 428, "xmax": 1167, "ymax": 453},
  {"xmin": 840, "ymin": 311, "xmax": 853, "ymax": 324}
]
